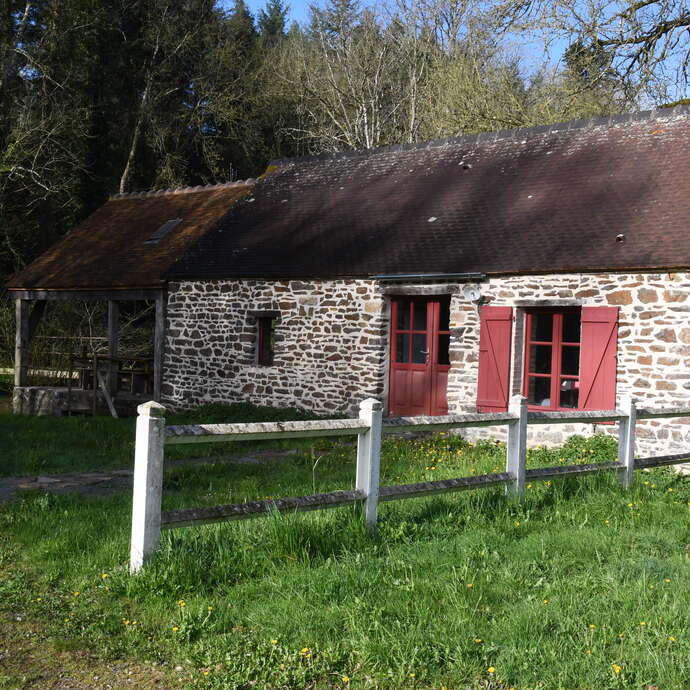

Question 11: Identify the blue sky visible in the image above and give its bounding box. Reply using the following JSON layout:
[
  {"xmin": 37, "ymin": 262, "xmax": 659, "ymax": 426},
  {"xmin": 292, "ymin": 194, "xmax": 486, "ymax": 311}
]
[{"xmin": 220, "ymin": 0, "xmax": 312, "ymax": 26}]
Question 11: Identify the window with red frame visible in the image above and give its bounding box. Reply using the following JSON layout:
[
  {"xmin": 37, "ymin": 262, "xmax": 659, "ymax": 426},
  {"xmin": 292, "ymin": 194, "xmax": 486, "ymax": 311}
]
[
  {"xmin": 523, "ymin": 309, "xmax": 581, "ymax": 410},
  {"xmin": 256, "ymin": 317, "xmax": 275, "ymax": 366}
]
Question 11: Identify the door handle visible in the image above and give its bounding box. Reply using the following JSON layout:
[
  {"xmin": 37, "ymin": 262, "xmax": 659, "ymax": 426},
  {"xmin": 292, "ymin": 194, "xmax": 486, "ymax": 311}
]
[{"xmin": 420, "ymin": 350, "xmax": 429, "ymax": 355}]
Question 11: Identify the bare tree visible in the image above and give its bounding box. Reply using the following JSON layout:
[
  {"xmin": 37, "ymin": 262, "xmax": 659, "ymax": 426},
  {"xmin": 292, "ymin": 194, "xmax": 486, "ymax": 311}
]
[{"xmin": 494, "ymin": 0, "xmax": 690, "ymax": 101}]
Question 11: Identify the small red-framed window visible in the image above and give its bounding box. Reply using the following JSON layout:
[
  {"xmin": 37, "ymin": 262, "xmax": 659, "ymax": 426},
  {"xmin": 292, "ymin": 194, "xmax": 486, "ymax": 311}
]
[
  {"xmin": 256, "ymin": 317, "xmax": 276, "ymax": 366},
  {"xmin": 523, "ymin": 309, "xmax": 581, "ymax": 410}
]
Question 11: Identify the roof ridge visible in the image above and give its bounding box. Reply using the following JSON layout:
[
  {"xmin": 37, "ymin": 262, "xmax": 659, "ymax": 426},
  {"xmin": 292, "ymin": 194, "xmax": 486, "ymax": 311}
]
[
  {"xmin": 268, "ymin": 103, "xmax": 690, "ymax": 168},
  {"xmin": 109, "ymin": 179, "xmax": 256, "ymax": 200}
]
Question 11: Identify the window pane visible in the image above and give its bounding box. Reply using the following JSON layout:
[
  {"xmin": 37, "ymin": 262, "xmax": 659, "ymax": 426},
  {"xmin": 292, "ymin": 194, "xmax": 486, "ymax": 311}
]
[
  {"xmin": 528, "ymin": 377, "xmax": 551, "ymax": 407},
  {"xmin": 529, "ymin": 345, "xmax": 552, "ymax": 374},
  {"xmin": 439, "ymin": 299, "xmax": 450, "ymax": 331},
  {"xmin": 396, "ymin": 334, "xmax": 409, "ymax": 362},
  {"xmin": 562, "ymin": 312, "xmax": 581, "ymax": 343},
  {"xmin": 559, "ymin": 379, "xmax": 579, "ymax": 408},
  {"xmin": 397, "ymin": 300, "xmax": 410, "ymax": 330},
  {"xmin": 413, "ymin": 301, "xmax": 427, "ymax": 330},
  {"xmin": 438, "ymin": 334, "xmax": 450, "ymax": 365},
  {"xmin": 530, "ymin": 312, "xmax": 553, "ymax": 342},
  {"xmin": 412, "ymin": 334, "xmax": 427, "ymax": 363},
  {"xmin": 561, "ymin": 346, "xmax": 580, "ymax": 375}
]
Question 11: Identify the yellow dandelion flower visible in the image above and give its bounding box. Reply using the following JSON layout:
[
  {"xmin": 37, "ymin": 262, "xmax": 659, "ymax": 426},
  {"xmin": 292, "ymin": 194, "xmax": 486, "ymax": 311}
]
[
  {"xmin": 589, "ymin": 624, "xmax": 597, "ymax": 630},
  {"xmin": 639, "ymin": 621, "xmax": 646, "ymax": 626},
  {"xmin": 604, "ymin": 519, "xmax": 609, "ymax": 525},
  {"xmin": 664, "ymin": 578, "xmax": 671, "ymax": 583},
  {"xmin": 409, "ymin": 673, "xmax": 416, "ymax": 678},
  {"xmin": 543, "ymin": 598, "xmax": 550, "ymax": 604},
  {"xmin": 203, "ymin": 670, "xmax": 209, "ymax": 676},
  {"xmin": 669, "ymin": 636, "xmax": 677, "ymax": 642},
  {"xmin": 100, "ymin": 573, "xmax": 109, "ymax": 579},
  {"xmin": 466, "ymin": 583, "xmax": 474, "ymax": 588},
  {"xmin": 172, "ymin": 626, "xmax": 180, "ymax": 632},
  {"xmin": 177, "ymin": 600, "xmax": 186, "ymax": 607},
  {"xmin": 611, "ymin": 664, "xmax": 622, "ymax": 674},
  {"xmin": 300, "ymin": 647, "xmax": 310, "ymax": 655},
  {"xmin": 342, "ymin": 676, "xmax": 350, "ymax": 684},
  {"xmin": 72, "ymin": 591, "xmax": 80, "ymax": 597},
  {"xmin": 473, "ymin": 638, "xmax": 482, "ymax": 644},
  {"xmin": 208, "ymin": 606, "xmax": 214, "ymax": 611},
  {"xmin": 487, "ymin": 667, "xmax": 495, "ymax": 674},
  {"xmin": 514, "ymin": 521, "xmax": 520, "ymax": 527},
  {"xmin": 271, "ymin": 639, "xmax": 278, "ymax": 645},
  {"xmin": 618, "ymin": 634, "xmax": 624, "ymax": 639}
]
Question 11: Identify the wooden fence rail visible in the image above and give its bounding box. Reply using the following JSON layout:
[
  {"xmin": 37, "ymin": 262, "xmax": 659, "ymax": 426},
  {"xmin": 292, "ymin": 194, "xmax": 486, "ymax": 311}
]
[{"xmin": 129, "ymin": 396, "xmax": 690, "ymax": 573}]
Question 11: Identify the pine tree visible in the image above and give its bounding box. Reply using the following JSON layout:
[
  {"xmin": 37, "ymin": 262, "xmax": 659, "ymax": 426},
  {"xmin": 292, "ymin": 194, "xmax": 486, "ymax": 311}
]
[{"xmin": 258, "ymin": 0, "xmax": 288, "ymax": 42}]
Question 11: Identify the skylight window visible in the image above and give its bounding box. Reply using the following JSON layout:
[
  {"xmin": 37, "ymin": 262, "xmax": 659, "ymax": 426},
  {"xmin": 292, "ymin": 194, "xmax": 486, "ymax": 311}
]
[{"xmin": 144, "ymin": 218, "xmax": 183, "ymax": 245}]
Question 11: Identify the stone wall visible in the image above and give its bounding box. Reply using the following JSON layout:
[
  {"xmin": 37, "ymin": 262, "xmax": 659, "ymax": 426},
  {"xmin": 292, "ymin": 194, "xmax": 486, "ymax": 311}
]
[
  {"xmin": 449, "ymin": 272, "xmax": 690, "ymax": 455},
  {"xmin": 164, "ymin": 272, "xmax": 690, "ymax": 456},
  {"xmin": 163, "ymin": 280, "xmax": 388, "ymax": 414}
]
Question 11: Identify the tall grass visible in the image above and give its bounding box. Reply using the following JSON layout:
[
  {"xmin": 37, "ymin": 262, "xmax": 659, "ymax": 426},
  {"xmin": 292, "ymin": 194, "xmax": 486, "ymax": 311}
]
[{"xmin": 2, "ymin": 411, "xmax": 690, "ymax": 688}]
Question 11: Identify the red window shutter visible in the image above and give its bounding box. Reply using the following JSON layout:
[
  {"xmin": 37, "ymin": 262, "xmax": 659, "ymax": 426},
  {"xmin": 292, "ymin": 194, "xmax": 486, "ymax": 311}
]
[
  {"xmin": 477, "ymin": 306, "xmax": 513, "ymax": 412},
  {"xmin": 579, "ymin": 306, "xmax": 618, "ymax": 410}
]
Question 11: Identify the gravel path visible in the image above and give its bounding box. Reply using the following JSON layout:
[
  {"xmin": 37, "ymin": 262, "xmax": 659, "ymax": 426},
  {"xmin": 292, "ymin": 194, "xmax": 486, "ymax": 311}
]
[{"xmin": 0, "ymin": 449, "xmax": 298, "ymax": 503}]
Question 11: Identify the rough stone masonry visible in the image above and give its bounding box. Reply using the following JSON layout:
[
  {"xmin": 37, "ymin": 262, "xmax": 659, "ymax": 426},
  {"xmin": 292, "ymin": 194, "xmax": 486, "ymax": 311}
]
[{"xmin": 163, "ymin": 271, "xmax": 690, "ymax": 457}]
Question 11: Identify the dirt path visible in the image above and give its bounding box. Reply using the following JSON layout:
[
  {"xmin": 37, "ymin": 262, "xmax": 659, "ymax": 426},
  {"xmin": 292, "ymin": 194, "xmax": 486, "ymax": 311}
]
[
  {"xmin": 0, "ymin": 449, "xmax": 298, "ymax": 503},
  {"xmin": 0, "ymin": 614, "xmax": 179, "ymax": 690}
]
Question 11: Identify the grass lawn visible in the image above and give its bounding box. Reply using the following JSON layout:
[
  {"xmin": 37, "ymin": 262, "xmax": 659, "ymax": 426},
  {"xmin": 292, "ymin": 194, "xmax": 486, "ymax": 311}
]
[{"xmin": 2, "ymin": 405, "xmax": 690, "ymax": 689}]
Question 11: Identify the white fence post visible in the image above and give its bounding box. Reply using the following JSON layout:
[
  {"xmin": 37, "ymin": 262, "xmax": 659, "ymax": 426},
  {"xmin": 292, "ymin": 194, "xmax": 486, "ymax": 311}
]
[
  {"xmin": 618, "ymin": 395, "xmax": 637, "ymax": 489},
  {"xmin": 130, "ymin": 401, "xmax": 166, "ymax": 574},
  {"xmin": 357, "ymin": 398, "xmax": 383, "ymax": 530},
  {"xmin": 506, "ymin": 394, "xmax": 528, "ymax": 500}
]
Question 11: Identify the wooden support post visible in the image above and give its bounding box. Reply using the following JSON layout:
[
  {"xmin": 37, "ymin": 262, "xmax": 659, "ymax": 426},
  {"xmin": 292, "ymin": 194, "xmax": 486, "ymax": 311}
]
[
  {"xmin": 14, "ymin": 299, "xmax": 30, "ymax": 387},
  {"xmin": 28, "ymin": 301, "xmax": 46, "ymax": 339},
  {"xmin": 130, "ymin": 401, "xmax": 166, "ymax": 573},
  {"xmin": 506, "ymin": 394, "xmax": 528, "ymax": 500},
  {"xmin": 107, "ymin": 301, "xmax": 119, "ymax": 395},
  {"xmin": 153, "ymin": 292, "xmax": 166, "ymax": 402},
  {"xmin": 618, "ymin": 395, "xmax": 637, "ymax": 489},
  {"xmin": 356, "ymin": 398, "xmax": 383, "ymax": 530}
]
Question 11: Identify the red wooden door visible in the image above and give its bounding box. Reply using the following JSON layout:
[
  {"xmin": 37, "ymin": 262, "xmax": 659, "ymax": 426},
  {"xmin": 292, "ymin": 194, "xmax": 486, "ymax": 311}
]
[{"xmin": 388, "ymin": 297, "xmax": 450, "ymax": 416}]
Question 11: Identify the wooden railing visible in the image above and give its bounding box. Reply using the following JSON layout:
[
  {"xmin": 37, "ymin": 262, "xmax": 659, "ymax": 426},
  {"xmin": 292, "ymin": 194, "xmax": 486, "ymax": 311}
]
[{"xmin": 129, "ymin": 396, "xmax": 690, "ymax": 573}]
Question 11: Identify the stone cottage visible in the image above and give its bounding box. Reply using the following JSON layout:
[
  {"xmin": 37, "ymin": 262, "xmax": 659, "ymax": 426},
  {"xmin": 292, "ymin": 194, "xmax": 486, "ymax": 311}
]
[{"xmin": 7, "ymin": 105, "xmax": 690, "ymax": 454}]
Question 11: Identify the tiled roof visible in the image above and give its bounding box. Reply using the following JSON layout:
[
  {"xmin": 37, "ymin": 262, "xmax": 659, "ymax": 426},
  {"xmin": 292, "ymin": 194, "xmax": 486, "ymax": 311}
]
[
  {"xmin": 6, "ymin": 182, "xmax": 253, "ymax": 290},
  {"xmin": 168, "ymin": 105, "xmax": 690, "ymax": 280}
]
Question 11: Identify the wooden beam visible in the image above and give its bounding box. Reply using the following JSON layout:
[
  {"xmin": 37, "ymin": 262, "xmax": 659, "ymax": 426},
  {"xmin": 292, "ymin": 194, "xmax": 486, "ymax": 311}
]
[
  {"xmin": 634, "ymin": 453, "xmax": 690, "ymax": 469},
  {"xmin": 97, "ymin": 370, "xmax": 119, "ymax": 418},
  {"xmin": 165, "ymin": 418, "xmax": 369, "ymax": 445},
  {"xmin": 107, "ymin": 301, "xmax": 119, "ymax": 394},
  {"xmin": 378, "ymin": 472, "xmax": 511, "ymax": 501},
  {"xmin": 153, "ymin": 291, "xmax": 166, "ymax": 402},
  {"xmin": 8, "ymin": 288, "xmax": 161, "ymax": 302},
  {"xmin": 14, "ymin": 299, "xmax": 30, "ymax": 387},
  {"xmin": 161, "ymin": 490, "xmax": 365, "ymax": 529},
  {"xmin": 524, "ymin": 462, "xmax": 621, "ymax": 481}
]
